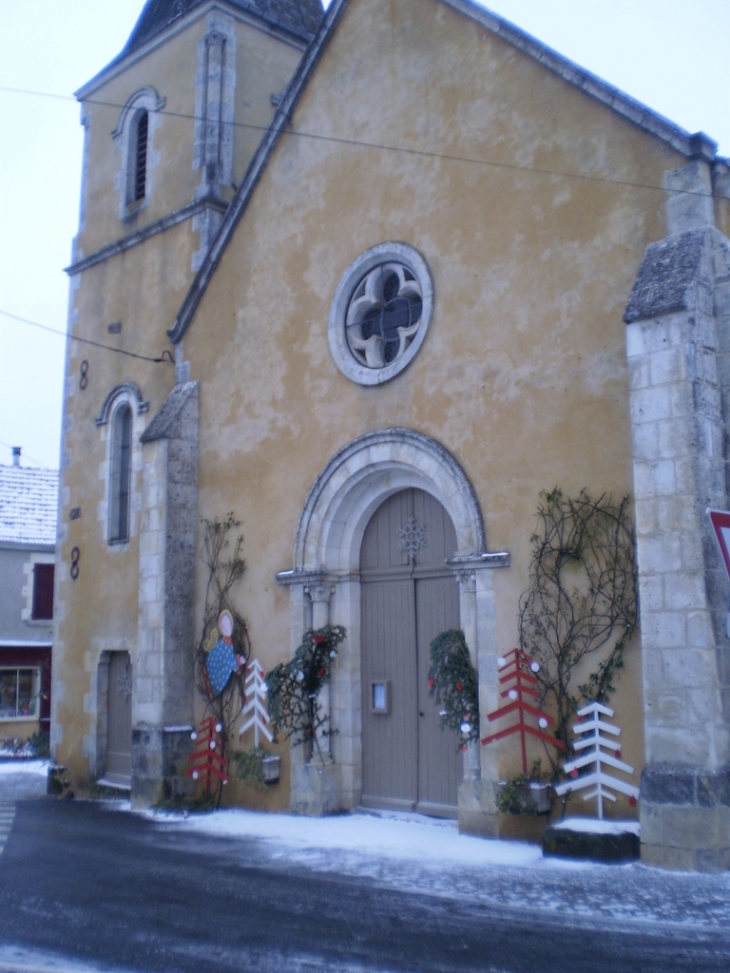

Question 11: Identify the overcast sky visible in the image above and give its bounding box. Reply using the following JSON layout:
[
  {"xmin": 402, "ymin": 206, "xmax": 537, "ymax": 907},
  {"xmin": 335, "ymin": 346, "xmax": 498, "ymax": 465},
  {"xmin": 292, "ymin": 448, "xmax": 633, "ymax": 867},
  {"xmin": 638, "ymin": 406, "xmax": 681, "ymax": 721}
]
[{"xmin": 1, "ymin": 0, "xmax": 728, "ymax": 470}]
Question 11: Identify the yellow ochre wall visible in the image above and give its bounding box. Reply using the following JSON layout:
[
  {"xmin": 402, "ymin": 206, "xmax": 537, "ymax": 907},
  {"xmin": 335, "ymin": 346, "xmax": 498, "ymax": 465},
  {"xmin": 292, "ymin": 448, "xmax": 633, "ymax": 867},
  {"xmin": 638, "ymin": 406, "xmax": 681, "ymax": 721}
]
[
  {"xmin": 180, "ymin": 0, "xmax": 690, "ymax": 812},
  {"xmin": 53, "ymin": 5, "xmax": 308, "ymax": 785}
]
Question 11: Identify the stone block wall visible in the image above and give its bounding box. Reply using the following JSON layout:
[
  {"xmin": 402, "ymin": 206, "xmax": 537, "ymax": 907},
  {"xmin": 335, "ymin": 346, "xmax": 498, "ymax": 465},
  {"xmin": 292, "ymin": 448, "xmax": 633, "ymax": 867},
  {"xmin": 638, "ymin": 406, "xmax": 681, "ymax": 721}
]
[
  {"xmin": 132, "ymin": 381, "xmax": 199, "ymax": 806},
  {"xmin": 626, "ymin": 160, "xmax": 730, "ymax": 868}
]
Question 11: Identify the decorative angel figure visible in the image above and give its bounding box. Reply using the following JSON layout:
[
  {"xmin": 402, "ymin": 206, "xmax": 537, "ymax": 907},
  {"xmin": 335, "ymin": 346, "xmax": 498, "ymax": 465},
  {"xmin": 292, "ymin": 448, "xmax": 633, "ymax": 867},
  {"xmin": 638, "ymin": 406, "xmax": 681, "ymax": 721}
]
[{"xmin": 204, "ymin": 609, "xmax": 245, "ymax": 697}]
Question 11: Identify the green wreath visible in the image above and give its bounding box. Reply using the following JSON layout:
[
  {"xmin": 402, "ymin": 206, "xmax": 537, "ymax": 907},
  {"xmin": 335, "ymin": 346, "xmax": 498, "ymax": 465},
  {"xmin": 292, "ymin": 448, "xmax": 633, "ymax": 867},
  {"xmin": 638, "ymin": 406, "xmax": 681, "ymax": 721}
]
[{"xmin": 428, "ymin": 629, "xmax": 479, "ymax": 747}]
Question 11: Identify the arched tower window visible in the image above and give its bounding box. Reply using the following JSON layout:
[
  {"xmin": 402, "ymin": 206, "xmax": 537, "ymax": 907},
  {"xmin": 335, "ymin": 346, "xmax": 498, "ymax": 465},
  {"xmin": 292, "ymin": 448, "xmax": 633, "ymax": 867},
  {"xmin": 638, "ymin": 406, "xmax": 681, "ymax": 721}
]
[
  {"xmin": 112, "ymin": 86, "xmax": 165, "ymax": 217},
  {"xmin": 109, "ymin": 404, "xmax": 132, "ymax": 544},
  {"xmin": 133, "ymin": 110, "xmax": 149, "ymax": 202}
]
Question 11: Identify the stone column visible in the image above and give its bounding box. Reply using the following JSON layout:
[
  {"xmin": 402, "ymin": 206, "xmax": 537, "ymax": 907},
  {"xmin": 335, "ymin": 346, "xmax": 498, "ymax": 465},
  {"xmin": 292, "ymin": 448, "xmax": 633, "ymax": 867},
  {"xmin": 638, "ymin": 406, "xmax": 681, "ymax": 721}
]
[
  {"xmin": 191, "ymin": 13, "xmax": 236, "ymax": 269},
  {"xmin": 132, "ymin": 381, "xmax": 199, "ymax": 807},
  {"xmin": 625, "ymin": 153, "xmax": 730, "ymax": 869},
  {"xmin": 448, "ymin": 553, "xmax": 509, "ymax": 836},
  {"xmin": 276, "ymin": 570, "xmax": 341, "ymax": 815},
  {"xmin": 304, "ymin": 578, "xmax": 335, "ymax": 763}
]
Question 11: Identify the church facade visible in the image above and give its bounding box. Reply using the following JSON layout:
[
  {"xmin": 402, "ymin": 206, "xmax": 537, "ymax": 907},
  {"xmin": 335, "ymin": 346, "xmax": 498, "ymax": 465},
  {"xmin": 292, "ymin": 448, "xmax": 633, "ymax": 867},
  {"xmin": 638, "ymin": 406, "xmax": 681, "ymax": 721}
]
[{"xmin": 53, "ymin": 0, "xmax": 730, "ymax": 869}]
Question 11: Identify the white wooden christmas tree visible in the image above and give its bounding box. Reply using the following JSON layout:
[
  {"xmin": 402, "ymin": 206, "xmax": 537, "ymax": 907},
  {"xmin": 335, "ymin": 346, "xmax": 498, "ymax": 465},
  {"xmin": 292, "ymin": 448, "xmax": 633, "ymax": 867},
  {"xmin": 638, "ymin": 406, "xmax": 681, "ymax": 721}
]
[
  {"xmin": 555, "ymin": 701, "xmax": 639, "ymax": 819},
  {"xmin": 238, "ymin": 659, "xmax": 273, "ymax": 747}
]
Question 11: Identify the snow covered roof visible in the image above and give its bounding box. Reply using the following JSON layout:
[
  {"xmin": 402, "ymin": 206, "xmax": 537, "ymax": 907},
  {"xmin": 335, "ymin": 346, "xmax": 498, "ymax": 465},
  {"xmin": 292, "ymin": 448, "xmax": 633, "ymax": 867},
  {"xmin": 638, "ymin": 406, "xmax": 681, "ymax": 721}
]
[{"xmin": 0, "ymin": 466, "xmax": 58, "ymax": 548}]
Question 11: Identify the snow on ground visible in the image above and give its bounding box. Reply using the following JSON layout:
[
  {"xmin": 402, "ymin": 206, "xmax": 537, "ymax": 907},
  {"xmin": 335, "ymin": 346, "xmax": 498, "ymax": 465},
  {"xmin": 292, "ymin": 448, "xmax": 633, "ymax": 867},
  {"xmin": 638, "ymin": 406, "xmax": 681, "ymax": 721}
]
[
  {"xmin": 145, "ymin": 804, "xmax": 730, "ymax": 931},
  {"xmin": 161, "ymin": 805, "xmax": 546, "ymax": 868},
  {"xmin": 0, "ymin": 759, "xmax": 48, "ymax": 777},
  {"xmin": 554, "ymin": 816, "xmax": 640, "ymax": 836},
  {"xmin": 2, "ymin": 760, "xmax": 729, "ymax": 933}
]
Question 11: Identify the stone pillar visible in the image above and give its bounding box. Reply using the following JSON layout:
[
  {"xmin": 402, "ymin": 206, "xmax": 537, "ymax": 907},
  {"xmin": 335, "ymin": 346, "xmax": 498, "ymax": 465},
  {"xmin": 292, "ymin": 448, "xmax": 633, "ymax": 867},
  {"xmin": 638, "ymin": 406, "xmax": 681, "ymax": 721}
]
[
  {"xmin": 448, "ymin": 553, "xmax": 508, "ymax": 837},
  {"xmin": 305, "ymin": 579, "xmax": 335, "ymax": 763},
  {"xmin": 132, "ymin": 381, "xmax": 199, "ymax": 807},
  {"xmin": 276, "ymin": 571, "xmax": 341, "ymax": 816},
  {"xmin": 625, "ymin": 155, "xmax": 730, "ymax": 869},
  {"xmin": 191, "ymin": 12, "xmax": 236, "ymax": 269}
]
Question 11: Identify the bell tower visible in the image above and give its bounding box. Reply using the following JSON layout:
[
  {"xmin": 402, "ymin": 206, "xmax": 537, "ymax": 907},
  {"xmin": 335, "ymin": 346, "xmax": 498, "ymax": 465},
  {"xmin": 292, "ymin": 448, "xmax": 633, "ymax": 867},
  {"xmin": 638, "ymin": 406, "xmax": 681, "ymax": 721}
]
[{"xmin": 53, "ymin": 0, "xmax": 323, "ymax": 802}]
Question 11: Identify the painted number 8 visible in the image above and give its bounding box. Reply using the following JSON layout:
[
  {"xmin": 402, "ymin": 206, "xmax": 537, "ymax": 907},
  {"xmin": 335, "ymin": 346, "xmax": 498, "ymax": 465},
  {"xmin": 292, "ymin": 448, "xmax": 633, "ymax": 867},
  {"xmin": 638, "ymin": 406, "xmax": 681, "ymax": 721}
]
[{"xmin": 70, "ymin": 547, "xmax": 80, "ymax": 581}]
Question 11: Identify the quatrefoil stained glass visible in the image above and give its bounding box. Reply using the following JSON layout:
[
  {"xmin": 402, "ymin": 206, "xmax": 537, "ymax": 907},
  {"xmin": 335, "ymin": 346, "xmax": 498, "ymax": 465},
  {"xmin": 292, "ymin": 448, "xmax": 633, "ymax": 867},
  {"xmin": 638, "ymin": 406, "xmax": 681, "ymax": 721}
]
[{"xmin": 345, "ymin": 263, "xmax": 423, "ymax": 369}]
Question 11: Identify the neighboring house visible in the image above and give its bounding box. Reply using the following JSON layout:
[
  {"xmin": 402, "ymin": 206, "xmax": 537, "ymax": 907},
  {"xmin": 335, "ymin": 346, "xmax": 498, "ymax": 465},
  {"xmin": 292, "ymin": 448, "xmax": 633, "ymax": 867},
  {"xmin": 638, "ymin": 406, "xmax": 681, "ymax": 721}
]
[
  {"xmin": 0, "ymin": 456, "xmax": 58, "ymax": 746},
  {"xmin": 54, "ymin": 0, "xmax": 730, "ymax": 870}
]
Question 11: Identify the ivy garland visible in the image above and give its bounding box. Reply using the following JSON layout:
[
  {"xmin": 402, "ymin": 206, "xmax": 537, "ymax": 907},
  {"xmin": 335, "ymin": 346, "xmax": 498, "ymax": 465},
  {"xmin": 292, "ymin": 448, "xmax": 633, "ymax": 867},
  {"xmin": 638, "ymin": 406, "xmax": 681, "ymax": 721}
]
[
  {"xmin": 265, "ymin": 626, "xmax": 346, "ymax": 754},
  {"xmin": 428, "ymin": 629, "xmax": 479, "ymax": 748}
]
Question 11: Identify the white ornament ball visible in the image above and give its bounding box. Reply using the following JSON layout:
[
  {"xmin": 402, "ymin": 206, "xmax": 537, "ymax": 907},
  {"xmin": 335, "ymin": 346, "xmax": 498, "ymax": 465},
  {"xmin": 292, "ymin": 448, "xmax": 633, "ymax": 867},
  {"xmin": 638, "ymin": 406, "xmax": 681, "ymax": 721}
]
[
  {"xmin": 261, "ymin": 683, "xmax": 268, "ymax": 695},
  {"xmin": 508, "ymin": 689, "xmax": 518, "ymax": 700},
  {"xmin": 538, "ymin": 718, "xmax": 548, "ymax": 728},
  {"xmin": 190, "ymin": 731, "xmax": 197, "ymax": 741},
  {"xmin": 209, "ymin": 741, "xmax": 216, "ymax": 750},
  {"xmin": 531, "ymin": 662, "xmax": 540, "ymax": 673},
  {"xmin": 192, "ymin": 771, "xmax": 199, "ymax": 780},
  {"xmin": 497, "ymin": 656, "xmax": 506, "ymax": 667},
  {"xmin": 329, "ymin": 650, "xmax": 338, "ymax": 659},
  {"xmin": 460, "ymin": 722, "xmax": 471, "ymax": 735},
  {"xmin": 296, "ymin": 670, "xmax": 305, "ymax": 682},
  {"xmin": 215, "ymin": 723, "xmax": 223, "ymax": 733}
]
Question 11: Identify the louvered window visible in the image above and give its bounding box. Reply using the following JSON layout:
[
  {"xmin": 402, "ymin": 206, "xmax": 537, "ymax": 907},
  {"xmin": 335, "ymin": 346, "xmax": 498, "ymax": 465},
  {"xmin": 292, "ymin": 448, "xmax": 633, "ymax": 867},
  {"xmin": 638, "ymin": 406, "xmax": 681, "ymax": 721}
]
[
  {"xmin": 133, "ymin": 110, "xmax": 149, "ymax": 202},
  {"xmin": 109, "ymin": 404, "xmax": 132, "ymax": 543}
]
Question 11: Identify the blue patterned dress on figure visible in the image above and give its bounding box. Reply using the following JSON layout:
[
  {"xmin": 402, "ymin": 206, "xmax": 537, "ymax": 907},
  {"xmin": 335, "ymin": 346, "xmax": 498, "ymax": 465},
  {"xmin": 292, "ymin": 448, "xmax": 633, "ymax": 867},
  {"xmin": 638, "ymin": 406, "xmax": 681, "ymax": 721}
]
[{"xmin": 206, "ymin": 634, "xmax": 238, "ymax": 697}]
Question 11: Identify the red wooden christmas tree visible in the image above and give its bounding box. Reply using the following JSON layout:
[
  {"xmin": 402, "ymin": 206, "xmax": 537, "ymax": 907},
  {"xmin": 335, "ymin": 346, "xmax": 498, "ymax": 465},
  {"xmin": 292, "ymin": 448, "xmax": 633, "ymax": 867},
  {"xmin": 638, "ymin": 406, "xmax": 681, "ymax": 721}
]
[
  {"xmin": 186, "ymin": 716, "xmax": 228, "ymax": 798},
  {"xmin": 481, "ymin": 648, "xmax": 564, "ymax": 772}
]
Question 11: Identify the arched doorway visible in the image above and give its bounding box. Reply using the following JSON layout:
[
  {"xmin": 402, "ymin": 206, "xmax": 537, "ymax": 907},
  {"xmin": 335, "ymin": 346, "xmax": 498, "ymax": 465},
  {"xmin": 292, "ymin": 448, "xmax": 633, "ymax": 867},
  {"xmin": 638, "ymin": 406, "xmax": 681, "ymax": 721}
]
[
  {"xmin": 360, "ymin": 488, "xmax": 461, "ymax": 816},
  {"xmin": 278, "ymin": 428, "xmax": 508, "ymax": 821}
]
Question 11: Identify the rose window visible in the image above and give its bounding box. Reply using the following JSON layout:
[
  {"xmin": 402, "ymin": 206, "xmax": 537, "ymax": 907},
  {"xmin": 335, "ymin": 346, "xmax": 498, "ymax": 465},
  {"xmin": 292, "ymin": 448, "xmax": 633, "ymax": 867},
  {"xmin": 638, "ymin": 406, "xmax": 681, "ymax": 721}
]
[
  {"xmin": 328, "ymin": 242, "xmax": 434, "ymax": 386},
  {"xmin": 345, "ymin": 263, "xmax": 423, "ymax": 369}
]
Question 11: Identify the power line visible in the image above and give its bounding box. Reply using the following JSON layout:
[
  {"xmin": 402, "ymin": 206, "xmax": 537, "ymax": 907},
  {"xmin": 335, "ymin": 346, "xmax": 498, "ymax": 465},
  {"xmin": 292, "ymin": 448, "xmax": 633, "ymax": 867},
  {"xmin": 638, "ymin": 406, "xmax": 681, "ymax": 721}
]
[
  {"xmin": 0, "ymin": 309, "xmax": 173, "ymax": 364},
  {"xmin": 0, "ymin": 83, "xmax": 716, "ymax": 200}
]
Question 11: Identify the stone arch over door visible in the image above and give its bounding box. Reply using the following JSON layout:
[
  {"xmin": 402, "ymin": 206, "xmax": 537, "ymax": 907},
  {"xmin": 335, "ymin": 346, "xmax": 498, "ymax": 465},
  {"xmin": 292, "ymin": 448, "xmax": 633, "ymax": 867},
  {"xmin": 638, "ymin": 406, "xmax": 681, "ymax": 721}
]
[{"xmin": 277, "ymin": 428, "xmax": 509, "ymax": 828}]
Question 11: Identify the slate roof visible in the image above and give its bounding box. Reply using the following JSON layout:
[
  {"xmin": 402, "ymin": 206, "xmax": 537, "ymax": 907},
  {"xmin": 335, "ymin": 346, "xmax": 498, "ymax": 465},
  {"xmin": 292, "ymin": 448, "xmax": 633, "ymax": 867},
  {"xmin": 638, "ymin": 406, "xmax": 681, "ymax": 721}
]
[
  {"xmin": 121, "ymin": 0, "xmax": 323, "ymax": 56},
  {"xmin": 0, "ymin": 466, "xmax": 58, "ymax": 548}
]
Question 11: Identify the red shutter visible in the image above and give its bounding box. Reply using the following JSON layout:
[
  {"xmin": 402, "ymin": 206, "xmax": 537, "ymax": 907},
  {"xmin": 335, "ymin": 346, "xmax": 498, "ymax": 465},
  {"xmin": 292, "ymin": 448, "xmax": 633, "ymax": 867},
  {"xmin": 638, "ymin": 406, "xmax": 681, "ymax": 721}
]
[{"xmin": 32, "ymin": 563, "xmax": 55, "ymax": 620}]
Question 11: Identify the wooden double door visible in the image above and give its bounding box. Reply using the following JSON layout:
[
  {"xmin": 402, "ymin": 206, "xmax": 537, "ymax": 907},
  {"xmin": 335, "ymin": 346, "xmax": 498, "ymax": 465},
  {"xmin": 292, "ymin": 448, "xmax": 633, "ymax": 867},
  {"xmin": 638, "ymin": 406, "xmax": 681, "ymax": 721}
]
[{"xmin": 360, "ymin": 489, "xmax": 461, "ymax": 816}]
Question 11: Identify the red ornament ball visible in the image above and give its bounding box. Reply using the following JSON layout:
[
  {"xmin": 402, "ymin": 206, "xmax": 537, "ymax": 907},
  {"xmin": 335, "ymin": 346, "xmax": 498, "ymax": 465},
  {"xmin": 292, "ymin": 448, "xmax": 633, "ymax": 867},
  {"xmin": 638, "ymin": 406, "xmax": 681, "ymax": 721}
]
[
  {"xmin": 615, "ymin": 749, "xmax": 621, "ymax": 758},
  {"xmin": 428, "ymin": 677, "xmax": 434, "ymax": 688},
  {"xmin": 456, "ymin": 682, "xmax": 462, "ymax": 692},
  {"xmin": 629, "ymin": 796, "xmax": 637, "ymax": 807},
  {"xmin": 570, "ymin": 768, "xmax": 579, "ymax": 779}
]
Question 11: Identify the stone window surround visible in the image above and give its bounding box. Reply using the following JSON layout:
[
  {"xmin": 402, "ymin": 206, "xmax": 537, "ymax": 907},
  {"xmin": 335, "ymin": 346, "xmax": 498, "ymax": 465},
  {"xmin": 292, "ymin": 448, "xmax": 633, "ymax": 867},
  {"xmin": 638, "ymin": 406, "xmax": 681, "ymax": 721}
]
[
  {"xmin": 95, "ymin": 384, "xmax": 148, "ymax": 550},
  {"xmin": 21, "ymin": 551, "xmax": 56, "ymax": 625},
  {"xmin": 277, "ymin": 428, "xmax": 509, "ymax": 817},
  {"xmin": 328, "ymin": 243, "xmax": 434, "ymax": 386},
  {"xmin": 112, "ymin": 86, "xmax": 166, "ymax": 218}
]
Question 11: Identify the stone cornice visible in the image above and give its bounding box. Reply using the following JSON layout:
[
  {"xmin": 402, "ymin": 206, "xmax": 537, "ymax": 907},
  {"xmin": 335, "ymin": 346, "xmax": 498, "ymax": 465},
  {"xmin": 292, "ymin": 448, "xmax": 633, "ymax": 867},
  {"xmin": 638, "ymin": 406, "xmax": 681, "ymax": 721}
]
[{"xmin": 65, "ymin": 198, "xmax": 228, "ymax": 276}]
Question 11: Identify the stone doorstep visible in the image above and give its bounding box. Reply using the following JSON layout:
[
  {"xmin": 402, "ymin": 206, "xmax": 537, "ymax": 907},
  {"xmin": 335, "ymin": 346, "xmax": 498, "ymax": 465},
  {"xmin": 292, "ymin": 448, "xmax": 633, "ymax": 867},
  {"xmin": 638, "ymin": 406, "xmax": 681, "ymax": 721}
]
[{"xmin": 543, "ymin": 824, "xmax": 640, "ymax": 862}]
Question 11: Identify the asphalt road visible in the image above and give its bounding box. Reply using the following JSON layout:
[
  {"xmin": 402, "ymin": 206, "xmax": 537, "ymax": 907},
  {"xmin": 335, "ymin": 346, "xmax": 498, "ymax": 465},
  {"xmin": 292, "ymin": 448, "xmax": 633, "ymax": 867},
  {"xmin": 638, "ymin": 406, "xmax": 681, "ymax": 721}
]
[{"xmin": 0, "ymin": 790, "xmax": 729, "ymax": 973}]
